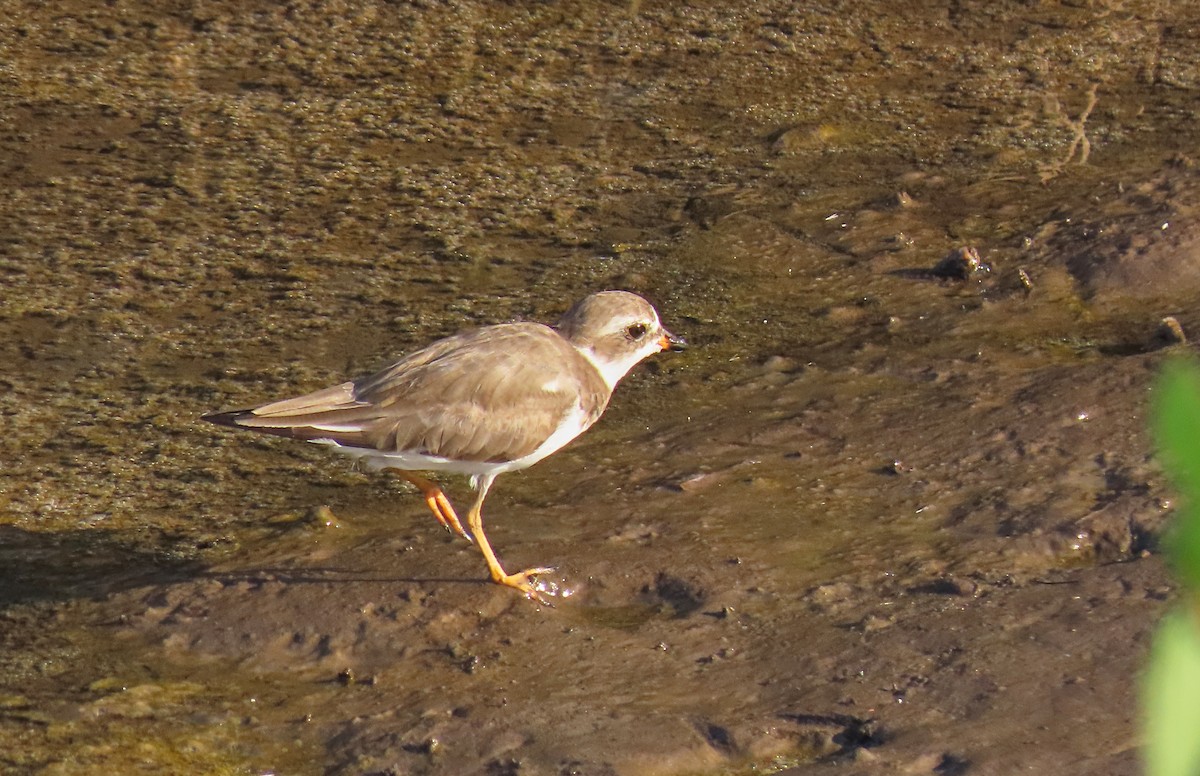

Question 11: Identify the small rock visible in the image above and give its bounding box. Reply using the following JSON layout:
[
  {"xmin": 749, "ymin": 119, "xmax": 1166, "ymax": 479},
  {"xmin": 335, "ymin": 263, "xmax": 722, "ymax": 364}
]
[
  {"xmin": 306, "ymin": 504, "xmax": 340, "ymax": 528},
  {"xmin": 772, "ymin": 124, "xmax": 836, "ymax": 153},
  {"xmin": 808, "ymin": 581, "xmax": 855, "ymax": 604},
  {"xmin": 878, "ymin": 459, "xmax": 912, "ymax": 476},
  {"xmin": 1154, "ymin": 315, "xmax": 1187, "ymax": 346},
  {"xmin": 677, "ymin": 471, "xmax": 720, "ymax": 492},
  {"xmin": 760, "ymin": 354, "xmax": 796, "ymax": 372},
  {"xmin": 856, "ymin": 613, "xmax": 894, "ymax": 633},
  {"xmin": 932, "ymin": 246, "xmax": 991, "ymax": 279}
]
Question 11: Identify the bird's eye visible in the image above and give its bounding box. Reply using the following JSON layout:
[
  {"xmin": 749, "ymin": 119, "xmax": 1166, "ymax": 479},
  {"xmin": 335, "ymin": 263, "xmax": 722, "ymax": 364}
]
[{"xmin": 625, "ymin": 323, "xmax": 647, "ymax": 340}]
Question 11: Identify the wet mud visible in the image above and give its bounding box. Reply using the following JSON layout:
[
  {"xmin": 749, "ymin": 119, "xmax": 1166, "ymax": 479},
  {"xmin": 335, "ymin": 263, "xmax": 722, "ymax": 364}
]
[{"xmin": 3, "ymin": 1, "xmax": 1198, "ymax": 773}]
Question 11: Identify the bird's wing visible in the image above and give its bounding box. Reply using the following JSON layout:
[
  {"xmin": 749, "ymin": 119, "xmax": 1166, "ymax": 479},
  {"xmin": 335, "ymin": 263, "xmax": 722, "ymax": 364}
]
[{"xmin": 207, "ymin": 324, "xmax": 612, "ymax": 463}]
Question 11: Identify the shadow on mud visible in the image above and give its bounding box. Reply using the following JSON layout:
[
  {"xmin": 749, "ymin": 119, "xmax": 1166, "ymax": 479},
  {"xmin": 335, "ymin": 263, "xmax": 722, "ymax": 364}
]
[
  {"xmin": 0, "ymin": 523, "xmax": 512, "ymax": 610},
  {"xmin": 0, "ymin": 525, "xmax": 205, "ymax": 608}
]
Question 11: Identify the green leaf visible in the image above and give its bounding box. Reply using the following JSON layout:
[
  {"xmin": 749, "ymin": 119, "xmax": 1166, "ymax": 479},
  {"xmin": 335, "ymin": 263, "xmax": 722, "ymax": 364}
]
[
  {"xmin": 1144, "ymin": 608, "xmax": 1200, "ymax": 776},
  {"xmin": 1153, "ymin": 359, "xmax": 1200, "ymax": 592}
]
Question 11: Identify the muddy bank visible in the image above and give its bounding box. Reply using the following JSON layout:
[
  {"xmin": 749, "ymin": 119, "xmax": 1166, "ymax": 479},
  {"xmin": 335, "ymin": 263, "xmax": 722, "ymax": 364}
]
[{"xmin": 3, "ymin": 0, "xmax": 1198, "ymax": 773}]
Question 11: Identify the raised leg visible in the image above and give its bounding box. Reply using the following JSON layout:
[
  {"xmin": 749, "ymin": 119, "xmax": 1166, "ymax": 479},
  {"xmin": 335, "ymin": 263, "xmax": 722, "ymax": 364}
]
[
  {"xmin": 388, "ymin": 470, "xmax": 473, "ymax": 542},
  {"xmin": 466, "ymin": 474, "xmax": 555, "ymax": 604}
]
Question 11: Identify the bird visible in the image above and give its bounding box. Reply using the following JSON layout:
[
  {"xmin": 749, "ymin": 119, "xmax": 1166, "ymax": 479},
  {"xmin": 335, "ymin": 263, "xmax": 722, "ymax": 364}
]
[{"xmin": 202, "ymin": 290, "xmax": 685, "ymax": 603}]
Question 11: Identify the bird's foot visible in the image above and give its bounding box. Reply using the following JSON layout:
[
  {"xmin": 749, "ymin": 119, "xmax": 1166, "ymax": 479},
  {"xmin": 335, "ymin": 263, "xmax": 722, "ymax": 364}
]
[
  {"xmin": 494, "ymin": 567, "xmax": 559, "ymax": 606},
  {"xmin": 390, "ymin": 471, "xmax": 475, "ymax": 543},
  {"xmin": 420, "ymin": 486, "xmax": 474, "ymax": 542},
  {"xmin": 435, "ymin": 510, "xmax": 475, "ymax": 543}
]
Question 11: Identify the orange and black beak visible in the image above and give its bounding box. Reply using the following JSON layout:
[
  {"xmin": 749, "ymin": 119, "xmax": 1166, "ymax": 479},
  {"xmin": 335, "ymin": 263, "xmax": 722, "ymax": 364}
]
[{"xmin": 659, "ymin": 329, "xmax": 687, "ymax": 352}]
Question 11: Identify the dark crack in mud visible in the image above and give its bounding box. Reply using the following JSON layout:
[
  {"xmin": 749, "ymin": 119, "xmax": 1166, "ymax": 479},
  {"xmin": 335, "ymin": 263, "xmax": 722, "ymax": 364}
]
[{"xmin": 3, "ymin": 1, "xmax": 1198, "ymax": 774}]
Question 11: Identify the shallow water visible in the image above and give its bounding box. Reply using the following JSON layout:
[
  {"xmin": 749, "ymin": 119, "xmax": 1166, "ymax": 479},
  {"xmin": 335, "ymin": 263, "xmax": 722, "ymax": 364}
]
[{"xmin": 1, "ymin": 0, "xmax": 1195, "ymax": 773}]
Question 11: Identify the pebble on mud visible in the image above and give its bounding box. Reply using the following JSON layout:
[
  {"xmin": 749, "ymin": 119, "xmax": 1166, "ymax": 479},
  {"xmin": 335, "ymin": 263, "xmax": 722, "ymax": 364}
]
[
  {"xmin": 1017, "ymin": 267, "xmax": 1034, "ymax": 293},
  {"xmin": 1153, "ymin": 315, "xmax": 1187, "ymax": 347},
  {"xmin": 304, "ymin": 504, "xmax": 340, "ymax": 528},
  {"xmin": 932, "ymin": 246, "xmax": 991, "ymax": 279},
  {"xmin": 877, "ymin": 459, "xmax": 913, "ymax": 476},
  {"xmin": 770, "ymin": 123, "xmax": 840, "ymax": 154},
  {"xmin": 880, "ymin": 190, "xmax": 916, "ymax": 209},
  {"xmin": 855, "ymin": 613, "xmax": 895, "ymax": 633},
  {"xmin": 405, "ymin": 737, "xmax": 441, "ymax": 755},
  {"xmin": 759, "ymin": 354, "xmax": 798, "ymax": 373},
  {"xmin": 676, "ymin": 471, "xmax": 724, "ymax": 492}
]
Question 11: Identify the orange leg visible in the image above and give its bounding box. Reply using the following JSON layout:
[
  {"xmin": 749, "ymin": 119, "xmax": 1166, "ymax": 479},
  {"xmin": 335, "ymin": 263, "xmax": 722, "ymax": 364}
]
[
  {"xmin": 466, "ymin": 474, "xmax": 556, "ymax": 605},
  {"xmin": 388, "ymin": 471, "xmax": 473, "ymax": 543}
]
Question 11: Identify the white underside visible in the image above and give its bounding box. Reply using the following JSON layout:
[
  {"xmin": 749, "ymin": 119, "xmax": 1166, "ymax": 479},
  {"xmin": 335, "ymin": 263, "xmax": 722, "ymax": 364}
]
[{"xmin": 310, "ymin": 402, "xmax": 594, "ymax": 488}]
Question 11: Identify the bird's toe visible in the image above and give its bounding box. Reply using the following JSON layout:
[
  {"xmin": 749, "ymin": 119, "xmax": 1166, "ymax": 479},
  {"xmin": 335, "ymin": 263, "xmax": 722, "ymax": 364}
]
[{"xmin": 496, "ymin": 567, "xmax": 559, "ymax": 605}]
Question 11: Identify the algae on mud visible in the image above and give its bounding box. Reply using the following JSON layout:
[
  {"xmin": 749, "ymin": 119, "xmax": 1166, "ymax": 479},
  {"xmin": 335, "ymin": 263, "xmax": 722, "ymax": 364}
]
[{"xmin": 1, "ymin": 0, "xmax": 1195, "ymax": 773}]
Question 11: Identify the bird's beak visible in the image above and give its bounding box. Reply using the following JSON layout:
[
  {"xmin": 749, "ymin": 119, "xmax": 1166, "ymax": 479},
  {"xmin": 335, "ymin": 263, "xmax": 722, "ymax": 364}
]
[{"xmin": 659, "ymin": 329, "xmax": 688, "ymax": 352}]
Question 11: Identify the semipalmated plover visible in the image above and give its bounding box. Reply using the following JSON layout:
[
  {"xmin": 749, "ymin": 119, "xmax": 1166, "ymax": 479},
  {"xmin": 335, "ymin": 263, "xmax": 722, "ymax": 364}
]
[{"xmin": 203, "ymin": 291, "xmax": 685, "ymax": 603}]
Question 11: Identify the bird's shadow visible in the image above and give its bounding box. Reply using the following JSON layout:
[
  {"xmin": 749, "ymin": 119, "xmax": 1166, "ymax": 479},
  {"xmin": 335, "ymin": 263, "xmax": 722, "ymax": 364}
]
[
  {"xmin": 0, "ymin": 524, "xmax": 204, "ymax": 608},
  {"xmin": 195, "ymin": 567, "xmax": 488, "ymax": 588},
  {"xmin": 0, "ymin": 524, "xmax": 490, "ymax": 611}
]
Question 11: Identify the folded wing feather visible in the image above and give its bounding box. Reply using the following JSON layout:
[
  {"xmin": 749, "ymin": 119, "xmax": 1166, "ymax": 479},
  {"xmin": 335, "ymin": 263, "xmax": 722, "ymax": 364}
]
[{"xmin": 211, "ymin": 324, "xmax": 611, "ymax": 463}]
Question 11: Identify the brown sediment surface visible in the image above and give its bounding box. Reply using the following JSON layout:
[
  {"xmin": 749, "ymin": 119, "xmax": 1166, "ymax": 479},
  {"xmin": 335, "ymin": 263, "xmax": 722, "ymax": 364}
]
[{"xmin": 2, "ymin": 1, "xmax": 1196, "ymax": 773}]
